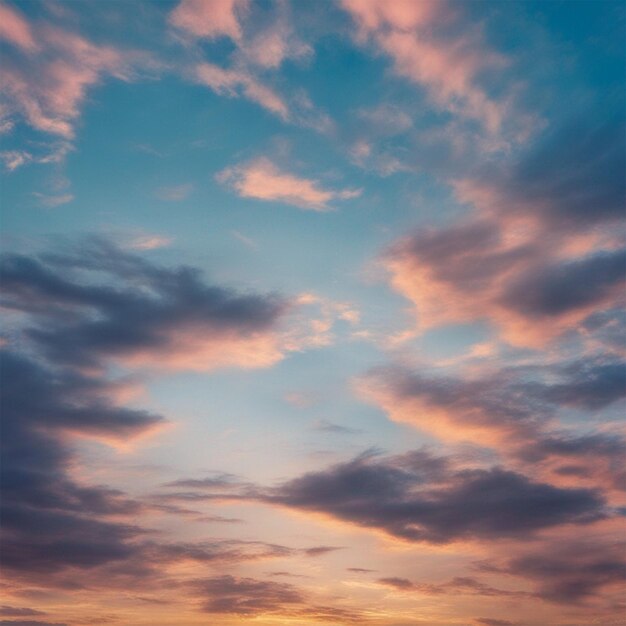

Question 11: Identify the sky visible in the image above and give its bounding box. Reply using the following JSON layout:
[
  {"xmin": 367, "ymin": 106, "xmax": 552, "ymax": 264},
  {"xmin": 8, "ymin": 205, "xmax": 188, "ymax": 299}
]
[{"xmin": 0, "ymin": 1, "xmax": 625, "ymax": 625}]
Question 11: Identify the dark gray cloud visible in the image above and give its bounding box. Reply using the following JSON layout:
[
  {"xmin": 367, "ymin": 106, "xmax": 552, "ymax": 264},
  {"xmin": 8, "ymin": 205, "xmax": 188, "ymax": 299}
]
[
  {"xmin": 499, "ymin": 249, "xmax": 626, "ymax": 318},
  {"xmin": 537, "ymin": 358, "xmax": 626, "ymax": 410},
  {"xmin": 477, "ymin": 540, "xmax": 626, "ymax": 604},
  {"xmin": 0, "ymin": 237, "xmax": 287, "ymax": 369},
  {"xmin": 507, "ymin": 110, "xmax": 626, "ymax": 228},
  {"xmin": 0, "ymin": 239, "xmax": 295, "ymax": 591},
  {"xmin": 263, "ymin": 451, "xmax": 606, "ymax": 543},
  {"xmin": 170, "ymin": 448, "xmax": 610, "ymax": 543},
  {"xmin": 0, "ymin": 349, "xmax": 159, "ymax": 575}
]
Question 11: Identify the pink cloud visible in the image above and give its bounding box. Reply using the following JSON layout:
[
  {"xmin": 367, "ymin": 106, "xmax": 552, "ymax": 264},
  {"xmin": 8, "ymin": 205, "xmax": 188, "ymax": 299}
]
[
  {"xmin": 0, "ymin": 2, "xmax": 37, "ymax": 51},
  {"xmin": 173, "ymin": 1, "xmax": 323, "ymax": 127},
  {"xmin": 242, "ymin": 24, "xmax": 312, "ymax": 69},
  {"xmin": 341, "ymin": 0, "xmax": 507, "ymax": 133},
  {"xmin": 169, "ymin": 0, "xmax": 248, "ymax": 41},
  {"xmin": 194, "ymin": 62, "xmax": 289, "ymax": 120},
  {"xmin": 1, "ymin": 9, "xmax": 152, "ymax": 138},
  {"xmin": 217, "ymin": 157, "xmax": 361, "ymax": 211}
]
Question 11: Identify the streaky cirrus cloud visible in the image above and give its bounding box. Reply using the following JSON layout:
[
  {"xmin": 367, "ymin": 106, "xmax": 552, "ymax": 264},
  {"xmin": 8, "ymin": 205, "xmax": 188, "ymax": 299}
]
[{"xmin": 217, "ymin": 157, "xmax": 361, "ymax": 211}]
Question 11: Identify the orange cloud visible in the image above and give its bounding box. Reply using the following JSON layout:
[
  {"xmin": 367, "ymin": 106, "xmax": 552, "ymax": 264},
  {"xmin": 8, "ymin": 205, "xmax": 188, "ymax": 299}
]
[{"xmin": 217, "ymin": 157, "xmax": 361, "ymax": 211}]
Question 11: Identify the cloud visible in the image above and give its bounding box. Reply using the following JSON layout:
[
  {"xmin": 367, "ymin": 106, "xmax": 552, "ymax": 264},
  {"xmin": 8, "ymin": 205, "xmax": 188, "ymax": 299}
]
[
  {"xmin": 266, "ymin": 453, "xmax": 605, "ymax": 543},
  {"xmin": 217, "ymin": 157, "xmax": 361, "ymax": 211},
  {"xmin": 170, "ymin": 0, "xmax": 328, "ymax": 127},
  {"xmin": 0, "ymin": 150, "xmax": 31, "ymax": 171},
  {"xmin": 382, "ymin": 106, "xmax": 626, "ymax": 347},
  {"xmin": 359, "ymin": 361, "xmax": 626, "ymax": 490},
  {"xmin": 169, "ymin": 0, "xmax": 248, "ymax": 41},
  {"xmin": 456, "ymin": 110, "xmax": 626, "ymax": 229},
  {"xmin": 341, "ymin": 0, "xmax": 508, "ymax": 133},
  {"xmin": 498, "ymin": 249, "xmax": 626, "ymax": 320},
  {"xmin": 479, "ymin": 539, "xmax": 626, "ymax": 604},
  {"xmin": 302, "ymin": 546, "xmax": 343, "ymax": 557},
  {"xmin": 378, "ymin": 575, "xmax": 527, "ymax": 598},
  {"xmin": 0, "ymin": 3, "xmax": 37, "ymax": 52},
  {"xmin": 193, "ymin": 63, "xmax": 289, "ymax": 120},
  {"xmin": 193, "ymin": 575, "xmax": 303, "ymax": 614},
  {"xmin": 241, "ymin": 21, "xmax": 311, "ymax": 70},
  {"xmin": 169, "ymin": 450, "xmax": 609, "ymax": 544},
  {"xmin": 0, "ymin": 4, "xmax": 153, "ymax": 138},
  {"xmin": 0, "ymin": 349, "xmax": 161, "ymax": 577},
  {"xmin": 0, "ymin": 237, "xmax": 294, "ymax": 372},
  {"xmin": 360, "ymin": 359, "xmax": 626, "ymax": 444},
  {"xmin": 347, "ymin": 567, "xmax": 376, "ymax": 573},
  {"xmin": 190, "ymin": 575, "xmax": 363, "ymax": 621},
  {"xmin": 384, "ymin": 218, "xmax": 625, "ymax": 346},
  {"xmin": 0, "ymin": 236, "xmax": 368, "ymax": 596}
]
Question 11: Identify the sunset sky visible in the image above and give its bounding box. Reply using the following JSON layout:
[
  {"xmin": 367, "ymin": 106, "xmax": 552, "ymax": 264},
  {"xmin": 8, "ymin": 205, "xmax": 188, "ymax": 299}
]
[{"xmin": 1, "ymin": 1, "xmax": 625, "ymax": 625}]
